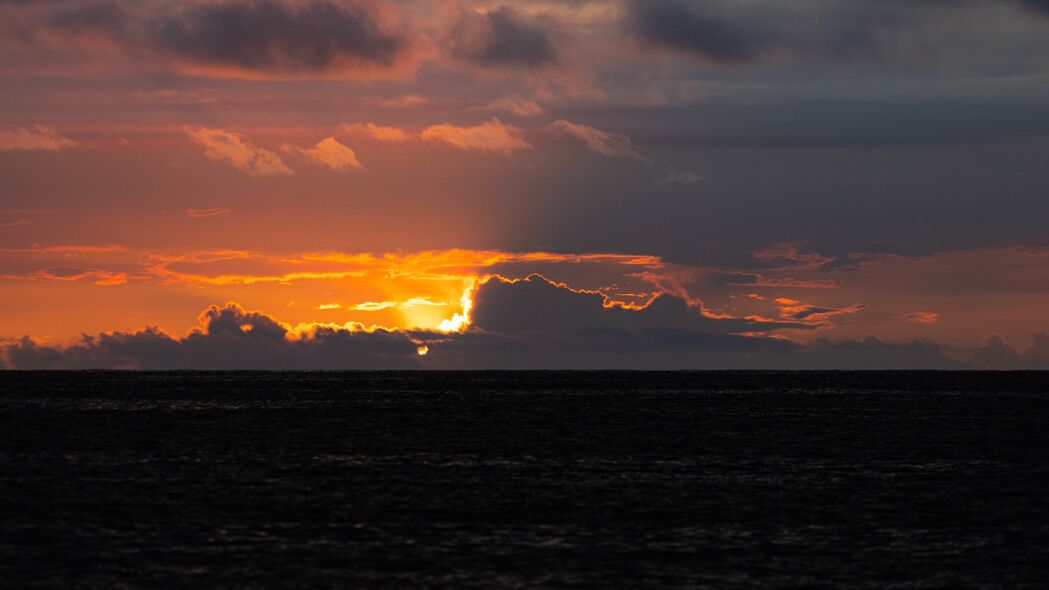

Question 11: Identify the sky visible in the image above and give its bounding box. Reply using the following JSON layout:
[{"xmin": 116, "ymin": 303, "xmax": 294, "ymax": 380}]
[{"xmin": 2, "ymin": 0, "xmax": 1049, "ymax": 369}]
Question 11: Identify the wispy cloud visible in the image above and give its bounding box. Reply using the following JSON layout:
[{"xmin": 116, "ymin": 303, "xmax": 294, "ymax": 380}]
[
  {"xmin": 657, "ymin": 171, "xmax": 703, "ymax": 186},
  {"xmin": 186, "ymin": 208, "xmax": 232, "ymax": 219},
  {"xmin": 476, "ymin": 96, "xmax": 545, "ymax": 117},
  {"xmin": 0, "ymin": 125, "xmax": 77, "ymax": 151},
  {"xmin": 550, "ymin": 119, "xmax": 648, "ymax": 162}
]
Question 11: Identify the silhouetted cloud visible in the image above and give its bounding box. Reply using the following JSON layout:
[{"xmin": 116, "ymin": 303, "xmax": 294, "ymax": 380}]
[
  {"xmin": 2, "ymin": 303, "xmax": 421, "ymax": 370},
  {"xmin": 0, "ymin": 272, "xmax": 1011, "ymax": 370},
  {"xmin": 450, "ymin": 7, "xmax": 557, "ymax": 68},
  {"xmin": 973, "ymin": 333, "xmax": 1049, "ymax": 369}
]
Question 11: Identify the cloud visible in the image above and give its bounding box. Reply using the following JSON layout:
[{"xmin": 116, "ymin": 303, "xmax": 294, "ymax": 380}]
[
  {"xmin": 900, "ymin": 311, "xmax": 940, "ymax": 325},
  {"xmin": 184, "ymin": 126, "xmax": 293, "ymax": 176},
  {"xmin": 326, "ymin": 298, "xmax": 448, "ymax": 312},
  {"xmin": 33, "ymin": 266, "xmax": 127, "ymax": 286},
  {"xmin": 627, "ymin": 0, "xmax": 765, "ymax": 64},
  {"xmin": 973, "ymin": 333, "xmax": 1049, "ymax": 369},
  {"xmin": 1, "ymin": 302, "xmax": 421, "ymax": 370},
  {"xmin": 378, "ymin": 94, "xmax": 428, "ymax": 108},
  {"xmin": 450, "ymin": 7, "xmax": 557, "ymax": 68},
  {"xmin": 30, "ymin": 0, "xmax": 410, "ymax": 78},
  {"xmin": 421, "ymin": 118, "xmax": 531, "ymax": 154},
  {"xmin": 289, "ymin": 137, "xmax": 363, "ymax": 171},
  {"xmin": 623, "ymin": 0, "xmax": 965, "ymax": 66},
  {"xmin": 0, "ymin": 125, "xmax": 77, "ymax": 151},
  {"xmin": 549, "ymin": 119, "xmax": 647, "ymax": 161},
  {"xmin": 339, "ymin": 122, "xmax": 414, "ymax": 143},
  {"xmin": 186, "ymin": 208, "xmax": 232, "ymax": 219},
  {"xmin": 471, "ymin": 274, "xmax": 802, "ymax": 336},
  {"xmin": 475, "ymin": 95, "xmax": 546, "ymax": 117},
  {"xmin": 1021, "ymin": 0, "xmax": 1049, "ymax": 15},
  {"xmin": 774, "ymin": 298, "xmax": 866, "ymax": 324},
  {"xmin": 657, "ymin": 171, "xmax": 703, "ymax": 186},
  {"xmin": 157, "ymin": 0, "xmax": 407, "ymax": 76},
  {"xmin": 0, "ymin": 219, "xmax": 31, "ymax": 227},
  {"xmin": 0, "ymin": 275, "xmax": 968, "ymax": 370}
]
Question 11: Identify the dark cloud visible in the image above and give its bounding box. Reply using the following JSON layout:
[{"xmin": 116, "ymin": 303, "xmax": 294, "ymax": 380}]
[
  {"xmin": 471, "ymin": 274, "xmax": 805, "ymax": 335},
  {"xmin": 450, "ymin": 7, "xmax": 557, "ymax": 68},
  {"xmin": 47, "ymin": 1, "xmax": 128, "ymax": 38},
  {"xmin": 973, "ymin": 333, "xmax": 1049, "ymax": 369},
  {"xmin": 157, "ymin": 0, "xmax": 405, "ymax": 74},
  {"xmin": 1022, "ymin": 0, "xmax": 1049, "ymax": 15},
  {"xmin": 38, "ymin": 0, "xmax": 407, "ymax": 75},
  {"xmin": 623, "ymin": 0, "xmax": 972, "ymax": 65},
  {"xmin": 627, "ymin": 0, "xmax": 765, "ymax": 63},
  {"xmin": 0, "ymin": 276, "xmax": 978, "ymax": 370},
  {"xmin": 2, "ymin": 303, "xmax": 422, "ymax": 370}
]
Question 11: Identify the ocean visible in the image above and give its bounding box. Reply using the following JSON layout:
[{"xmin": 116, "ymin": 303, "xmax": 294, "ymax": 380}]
[{"xmin": 1, "ymin": 371, "xmax": 1048, "ymax": 588}]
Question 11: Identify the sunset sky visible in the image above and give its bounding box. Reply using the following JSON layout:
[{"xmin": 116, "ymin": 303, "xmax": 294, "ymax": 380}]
[{"xmin": 3, "ymin": 0, "xmax": 1049, "ymax": 368}]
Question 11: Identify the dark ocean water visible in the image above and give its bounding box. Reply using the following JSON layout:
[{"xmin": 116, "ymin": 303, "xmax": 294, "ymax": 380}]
[{"xmin": 1, "ymin": 371, "xmax": 1048, "ymax": 588}]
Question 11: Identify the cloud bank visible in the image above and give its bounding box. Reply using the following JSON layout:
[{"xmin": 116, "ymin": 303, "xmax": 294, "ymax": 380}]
[{"xmin": 2, "ymin": 274, "xmax": 967, "ymax": 370}]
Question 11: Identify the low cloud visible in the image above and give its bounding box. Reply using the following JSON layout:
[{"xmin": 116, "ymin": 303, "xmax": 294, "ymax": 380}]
[
  {"xmin": 421, "ymin": 118, "xmax": 532, "ymax": 154},
  {"xmin": 288, "ymin": 137, "xmax": 363, "ymax": 171},
  {"xmin": 550, "ymin": 119, "xmax": 647, "ymax": 161},
  {"xmin": 1, "ymin": 274, "xmax": 969, "ymax": 369},
  {"xmin": 0, "ymin": 125, "xmax": 77, "ymax": 151},
  {"xmin": 973, "ymin": 333, "xmax": 1049, "ymax": 369},
  {"xmin": 184, "ymin": 126, "xmax": 293, "ymax": 176}
]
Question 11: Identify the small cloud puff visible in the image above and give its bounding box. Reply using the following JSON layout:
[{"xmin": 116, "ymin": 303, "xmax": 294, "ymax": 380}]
[
  {"xmin": 421, "ymin": 118, "xmax": 532, "ymax": 154},
  {"xmin": 184, "ymin": 126, "xmax": 293, "ymax": 176},
  {"xmin": 0, "ymin": 125, "xmax": 77, "ymax": 151},
  {"xmin": 289, "ymin": 137, "xmax": 363, "ymax": 171}
]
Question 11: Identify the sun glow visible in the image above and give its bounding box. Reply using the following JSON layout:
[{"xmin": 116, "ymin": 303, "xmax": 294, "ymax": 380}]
[{"xmin": 437, "ymin": 280, "xmax": 477, "ymax": 333}]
